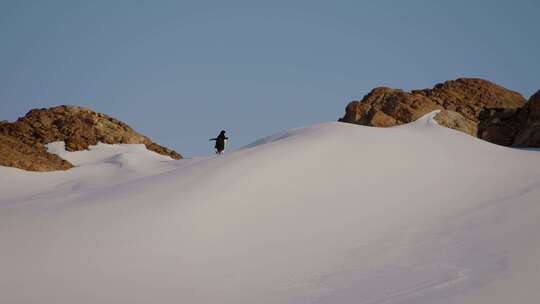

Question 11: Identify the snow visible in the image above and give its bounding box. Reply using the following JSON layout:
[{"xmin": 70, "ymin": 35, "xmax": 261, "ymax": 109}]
[{"xmin": 1, "ymin": 111, "xmax": 539, "ymax": 304}]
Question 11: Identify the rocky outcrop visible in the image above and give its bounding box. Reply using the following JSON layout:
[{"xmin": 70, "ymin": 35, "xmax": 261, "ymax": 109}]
[
  {"xmin": 477, "ymin": 108, "xmax": 522, "ymax": 146},
  {"xmin": 339, "ymin": 78, "xmax": 536, "ymax": 146},
  {"xmin": 433, "ymin": 110, "xmax": 478, "ymax": 137},
  {"xmin": 412, "ymin": 78, "xmax": 525, "ymax": 120},
  {"xmin": 340, "ymin": 78, "xmax": 525, "ymax": 128},
  {"xmin": 475, "ymin": 91, "xmax": 540, "ymax": 147},
  {"xmin": 0, "ymin": 105, "xmax": 182, "ymax": 171},
  {"xmin": 513, "ymin": 91, "xmax": 540, "ymax": 147},
  {"xmin": 0, "ymin": 133, "xmax": 73, "ymax": 171},
  {"xmin": 340, "ymin": 87, "xmax": 441, "ymax": 126}
]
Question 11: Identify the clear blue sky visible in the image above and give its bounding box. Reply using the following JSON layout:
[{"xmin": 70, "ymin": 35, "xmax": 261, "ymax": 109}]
[{"xmin": 1, "ymin": 0, "xmax": 539, "ymax": 156}]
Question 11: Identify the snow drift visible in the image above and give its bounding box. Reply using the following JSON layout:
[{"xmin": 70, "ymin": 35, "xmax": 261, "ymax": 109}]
[{"xmin": 1, "ymin": 112, "xmax": 539, "ymax": 304}]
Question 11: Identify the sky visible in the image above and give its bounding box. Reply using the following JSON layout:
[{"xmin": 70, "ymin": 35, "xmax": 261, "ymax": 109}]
[{"xmin": 1, "ymin": 0, "xmax": 539, "ymax": 157}]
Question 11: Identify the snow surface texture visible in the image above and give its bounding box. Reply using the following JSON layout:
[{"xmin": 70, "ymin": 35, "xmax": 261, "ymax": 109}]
[{"xmin": 1, "ymin": 112, "xmax": 539, "ymax": 304}]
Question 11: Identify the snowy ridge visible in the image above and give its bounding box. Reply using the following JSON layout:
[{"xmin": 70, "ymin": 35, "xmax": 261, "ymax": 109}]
[{"xmin": 1, "ymin": 112, "xmax": 540, "ymax": 304}]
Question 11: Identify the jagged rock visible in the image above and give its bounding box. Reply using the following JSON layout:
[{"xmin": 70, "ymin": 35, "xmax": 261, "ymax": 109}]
[
  {"xmin": 0, "ymin": 134, "xmax": 73, "ymax": 171},
  {"xmin": 412, "ymin": 78, "xmax": 525, "ymax": 121},
  {"xmin": 339, "ymin": 78, "xmax": 530, "ymax": 146},
  {"xmin": 0, "ymin": 105, "xmax": 182, "ymax": 171},
  {"xmin": 474, "ymin": 90, "xmax": 540, "ymax": 147},
  {"xmin": 513, "ymin": 91, "xmax": 540, "ymax": 147},
  {"xmin": 340, "ymin": 78, "xmax": 525, "ymax": 130},
  {"xmin": 340, "ymin": 87, "xmax": 441, "ymax": 126},
  {"xmin": 433, "ymin": 110, "xmax": 478, "ymax": 137},
  {"xmin": 477, "ymin": 108, "xmax": 522, "ymax": 146},
  {"xmin": 369, "ymin": 110, "xmax": 398, "ymax": 127}
]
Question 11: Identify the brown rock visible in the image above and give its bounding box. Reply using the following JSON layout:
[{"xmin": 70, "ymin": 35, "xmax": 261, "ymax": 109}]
[
  {"xmin": 339, "ymin": 87, "xmax": 441, "ymax": 126},
  {"xmin": 473, "ymin": 90, "xmax": 540, "ymax": 148},
  {"xmin": 0, "ymin": 134, "xmax": 73, "ymax": 171},
  {"xmin": 512, "ymin": 91, "xmax": 540, "ymax": 147},
  {"xmin": 413, "ymin": 78, "xmax": 525, "ymax": 121},
  {"xmin": 369, "ymin": 111, "xmax": 398, "ymax": 127},
  {"xmin": 512, "ymin": 125, "xmax": 540, "ymax": 147},
  {"xmin": 0, "ymin": 105, "xmax": 182, "ymax": 172},
  {"xmin": 477, "ymin": 108, "xmax": 522, "ymax": 146},
  {"xmin": 339, "ymin": 78, "xmax": 528, "ymax": 145},
  {"xmin": 433, "ymin": 110, "xmax": 478, "ymax": 137},
  {"xmin": 340, "ymin": 78, "xmax": 525, "ymax": 130}
]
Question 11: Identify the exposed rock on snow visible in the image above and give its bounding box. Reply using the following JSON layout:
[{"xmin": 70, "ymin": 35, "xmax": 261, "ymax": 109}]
[
  {"xmin": 477, "ymin": 107, "xmax": 523, "ymax": 146},
  {"xmin": 0, "ymin": 105, "xmax": 181, "ymax": 171},
  {"xmin": 433, "ymin": 110, "xmax": 478, "ymax": 137},
  {"xmin": 478, "ymin": 90, "xmax": 540, "ymax": 147},
  {"xmin": 340, "ymin": 78, "xmax": 525, "ymax": 125},
  {"xmin": 339, "ymin": 78, "xmax": 528, "ymax": 143},
  {"xmin": 513, "ymin": 90, "xmax": 540, "ymax": 147},
  {"xmin": 340, "ymin": 86, "xmax": 441, "ymax": 126},
  {"xmin": 0, "ymin": 133, "xmax": 73, "ymax": 171}
]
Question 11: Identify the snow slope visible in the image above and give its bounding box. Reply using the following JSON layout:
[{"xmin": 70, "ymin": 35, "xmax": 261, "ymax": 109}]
[{"xmin": 1, "ymin": 112, "xmax": 539, "ymax": 304}]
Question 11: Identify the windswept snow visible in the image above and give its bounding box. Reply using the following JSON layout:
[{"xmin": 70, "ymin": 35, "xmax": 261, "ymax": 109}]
[{"xmin": 1, "ymin": 112, "xmax": 540, "ymax": 304}]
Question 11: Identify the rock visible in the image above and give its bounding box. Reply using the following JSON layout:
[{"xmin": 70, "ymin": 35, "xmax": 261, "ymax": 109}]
[
  {"xmin": 0, "ymin": 134, "xmax": 73, "ymax": 171},
  {"xmin": 474, "ymin": 90, "xmax": 540, "ymax": 148},
  {"xmin": 339, "ymin": 78, "xmax": 528, "ymax": 145},
  {"xmin": 340, "ymin": 78, "xmax": 525, "ymax": 130},
  {"xmin": 369, "ymin": 110, "xmax": 398, "ymax": 127},
  {"xmin": 477, "ymin": 108, "xmax": 522, "ymax": 146},
  {"xmin": 0, "ymin": 105, "xmax": 182, "ymax": 171},
  {"xmin": 512, "ymin": 90, "xmax": 540, "ymax": 147},
  {"xmin": 513, "ymin": 124, "xmax": 540, "ymax": 147},
  {"xmin": 433, "ymin": 110, "xmax": 478, "ymax": 137},
  {"xmin": 339, "ymin": 87, "xmax": 441, "ymax": 126},
  {"xmin": 413, "ymin": 78, "xmax": 525, "ymax": 121}
]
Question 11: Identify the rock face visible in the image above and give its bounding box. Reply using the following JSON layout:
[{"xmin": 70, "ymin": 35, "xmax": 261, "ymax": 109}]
[
  {"xmin": 413, "ymin": 78, "xmax": 525, "ymax": 120},
  {"xmin": 433, "ymin": 110, "xmax": 478, "ymax": 137},
  {"xmin": 513, "ymin": 91, "xmax": 540, "ymax": 147},
  {"xmin": 0, "ymin": 105, "xmax": 182, "ymax": 171},
  {"xmin": 339, "ymin": 78, "xmax": 536, "ymax": 145},
  {"xmin": 0, "ymin": 133, "xmax": 73, "ymax": 171},
  {"xmin": 477, "ymin": 108, "xmax": 522, "ymax": 146},
  {"xmin": 340, "ymin": 78, "xmax": 525, "ymax": 126},
  {"xmin": 474, "ymin": 90, "xmax": 540, "ymax": 147},
  {"xmin": 340, "ymin": 87, "xmax": 441, "ymax": 126}
]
